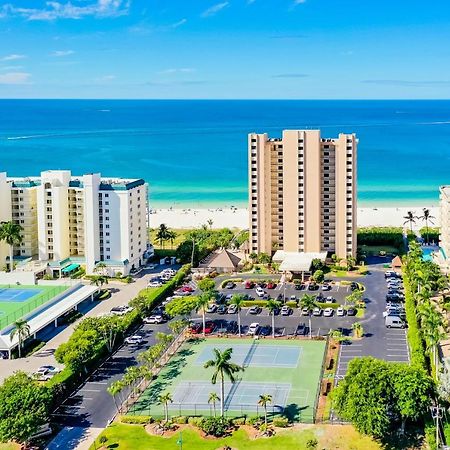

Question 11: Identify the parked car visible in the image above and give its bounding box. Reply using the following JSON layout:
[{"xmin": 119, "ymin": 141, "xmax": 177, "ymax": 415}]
[
  {"xmin": 225, "ymin": 294, "xmax": 233, "ymax": 301},
  {"xmin": 227, "ymin": 304, "xmax": 238, "ymax": 314},
  {"xmin": 266, "ymin": 282, "xmax": 277, "ymax": 289},
  {"xmin": 347, "ymin": 307, "xmax": 357, "ymax": 316},
  {"xmin": 255, "ymin": 287, "xmax": 265, "ymax": 297},
  {"xmin": 225, "ymin": 282, "xmax": 236, "ymax": 289},
  {"xmin": 125, "ymin": 335, "xmax": 144, "ymax": 345},
  {"xmin": 301, "ymin": 307, "xmax": 310, "ymax": 316},
  {"xmin": 294, "ymin": 283, "xmax": 304, "ymax": 290},
  {"xmin": 204, "ymin": 321, "xmax": 216, "ymax": 334},
  {"xmin": 147, "ymin": 281, "xmax": 163, "ymax": 288},
  {"xmin": 249, "ymin": 306, "xmax": 262, "ymax": 315},
  {"xmin": 245, "ymin": 280, "xmax": 255, "ymax": 289},
  {"xmin": 110, "ymin": 306, "xmax": 133, "ymax": 316},
  {"xmin": 217, "ymin": 305, "xmax": 227, "ymax": 315},
  {"xmin": 308, "ymin": 283, "xmax": 319, "ymax": 291},
  {"xmin": 227, "ymin": 321, "xmax": 239, "ymax": 334},
  {"xmin": 385, "ymin": 316, "xmax": 406, "ymax": 328},
  {"xmin": 290, "ymin": 295, "xmax": 297, "ymax": 302},
  {"xmin": 143, "ymin": 315, "xmax": 165, "ymax": 324},
  {"xmin": 313, "ymin": 307, "xmax": 322, "ymax": 316},
  {"xmin": 206, "ymin": 304, "xmax": 218, "ymax": 313},
  {"xmin": 385, "ymin": 271, "xmax": 401, "ymax": 279},
  {"xmin": 259, "ymin": 325, "xmax": 271, "ymax": 336},
  {"xmin": 247, "ymin": 322, "xmax": 260, "ymax": 335},
  {"xmin": 34, "ymin": 365, "xmax": 61, "ymax": 380},
  {"xmin": 295, "ymin": 323, "xmax": 306, "ymax": 336},
  {"xmin": 325, "ymin": 296, "xmax": 335, "ymax": 304},
  {"xmin": 322, "ymin": 283, "xmax": 331, "ymax": 291},
  {"xmin": 190, "ymin": 323, "xmax": 202, "ymax": 334},
  {"xmin": 323, "ymin": 307, "xmax": 334, "ymax": 317},
  {"xmin": 350, "ymin": 282, "xmax": 360, "ymax": 291},
  {"xmin": 281, "ymin": 305, "xmax": 292, "ymax": 316},
  {"xmin": 336, "ymin": 306, "xmax": 346, "ymax": 316},
  {"xmin": 386, "ymin": 293, "xmax": 404, "ymax": 302}
]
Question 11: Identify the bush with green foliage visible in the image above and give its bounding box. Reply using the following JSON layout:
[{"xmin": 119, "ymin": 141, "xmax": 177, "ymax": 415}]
[
  {"xmin": 312, "ymin": 270, "xmax": 325, "ymax": 283},
  {"xmin": 419, "ymin": 226, "xmax": 439, "ymax": 244},
  {"xmin": 199, "ymin": 417, "xmax": 231, "ymax": 437},
  {"xmin": 232, "ymin": 417, "xmax": 246, "ymax": 426},
  {"xmin": 119, "ymin": 415, "xmax": 153, "ymax": 425},
  {"xmin": 273, "ymin": 417, "xmax": 289, "ymax": 427},
  {"xmin": 173, "ymin": 416, "xmax": 188, "ymax": 424}
]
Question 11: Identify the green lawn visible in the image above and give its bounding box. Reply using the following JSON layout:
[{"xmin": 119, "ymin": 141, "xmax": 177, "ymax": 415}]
[
  {"xmin": 0, "ymin": 285, "xmax": 67, "ymax": 329},
  {"xmin": 130, "ymin": 338, "xmax": 326, "ymax": 423},
  {"xmin": 90, "ymin": 423, "xmax": 383, "ymax": 450}
]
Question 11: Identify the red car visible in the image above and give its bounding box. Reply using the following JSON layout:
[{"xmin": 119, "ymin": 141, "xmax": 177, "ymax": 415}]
[
  {"xmin": 181, "ymin": 286, "xmax": 194, "ymax": 292},
  {"xmin": 190, "ymin": 323, "xmax": 202, "ymax": 334},
  {"xmin": 245, "ymin": 281, "xmax": 254, "ymax": 289},
  {"xmin": 266, "ymin": 282, "xmax": 277, "ymax": 289},
  {"xmin": 204, "ymin": 321, "xmax": 216, "ymax": 334}
]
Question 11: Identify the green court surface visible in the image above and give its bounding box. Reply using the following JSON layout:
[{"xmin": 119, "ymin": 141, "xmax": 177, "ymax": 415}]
[
  {"xmin": 0, "ymin": 285, "xmax": 67, "ymax": 330},
  {"xmin": 129, "ymin": 338, "xmax": 326, "ymax": 422}
]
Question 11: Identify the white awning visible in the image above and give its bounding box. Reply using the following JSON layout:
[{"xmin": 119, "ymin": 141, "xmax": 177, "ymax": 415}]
[{"xmin": 274, "ymin": 251, "xmax": 327, "ymax": 273}]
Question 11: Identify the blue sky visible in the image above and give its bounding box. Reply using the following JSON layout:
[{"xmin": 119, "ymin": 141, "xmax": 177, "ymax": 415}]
[{"xmin": 0, "ymin": 0, "xmax": 450, "ymax": 99}]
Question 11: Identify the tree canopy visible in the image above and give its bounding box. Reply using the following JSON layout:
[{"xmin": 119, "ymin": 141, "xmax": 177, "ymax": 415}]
[{"xmin": 0, "ymin": 372, "xmax": 53, "ymax": 444}]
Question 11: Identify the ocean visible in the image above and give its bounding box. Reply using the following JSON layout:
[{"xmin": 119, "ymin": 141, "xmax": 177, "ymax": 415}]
[{"xmin": 1, "ymin": 99, "xmax": 449, "ymax": 208}]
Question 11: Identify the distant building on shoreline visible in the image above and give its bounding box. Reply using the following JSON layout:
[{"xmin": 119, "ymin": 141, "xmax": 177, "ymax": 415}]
[
  {"xmin": 248, "ymin": 130, "xmax": 357, "ymax": 260},
  {"xmin": 439, "ymin": 186, "xmax": 450, "ymax": 266},
  {"xmin": 0, "ymin": 170, "xmax": 150, "ymax": 276}
]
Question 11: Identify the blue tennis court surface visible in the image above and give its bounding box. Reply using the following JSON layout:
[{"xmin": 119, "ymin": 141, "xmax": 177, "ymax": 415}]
[
  {"xmin": 0, "ymin": 288, "xmax": 43, "ymax": 303},
  {"xmin": 195, "ymin": 343, "xmax": 301, "ymax": 368}
]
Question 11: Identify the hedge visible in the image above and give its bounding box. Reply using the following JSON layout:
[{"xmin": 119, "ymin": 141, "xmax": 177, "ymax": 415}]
[
  {"xmin": 220, "ymin": 278, "xmax": 243, "ymax": 288},
  {"xmin": 403, "ymin": 276, "xmax": 427, "ymax": 370},
  {"xmin": 357, "ymin": 226, "xmax": 405, "ymax": 250},
  {"xmin": 120, "ymin": 415, "xmax": 153, "ymax": 425}
]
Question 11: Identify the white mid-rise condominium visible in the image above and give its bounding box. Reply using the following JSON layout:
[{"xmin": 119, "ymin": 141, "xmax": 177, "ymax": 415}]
[{"xmin": 0, "ymin": 170, "xmax": 150, "ymax": 276}]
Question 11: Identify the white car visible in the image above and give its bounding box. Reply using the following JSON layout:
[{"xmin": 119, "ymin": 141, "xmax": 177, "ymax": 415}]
[
  {"xmin": 281, "ymin": 305, "xmax": 292, "ymax": 316},
  {"xmin": 110, "ymin": 306, "xmax": 133, "ymax": 316},
  {"xmin": 313, "ymin": 307, "xmax": 322, "ymax": 316},
  {"xmin": 124, "ymin": 335, "xmax": 144, "ymax": 345},
  {"xmin": 247, "ymin": 322, "xmax": 260, "ymax": 335},
  {"xmin": 227, "ymin": 304, "xmax": 238, "ymax": 314},
  {"xmin": 255, "ymin": 287, "xmax": 265, "ymax": 297},
  {"xmin": 323, "ymin": 307, "xmax": 334, "ymax": 317},
  {"xmin": 143, "ymin": 315, "xmax": 164, "ymax": 324},
  {"xmin": 206, "ymin": 304, "xmax": 217, "ymax": 313},
  {"xmin": 148, "ymin": 281, "xmax": 163, "ymax": 288},
  {"xmin": 34, "ymin": 365, "xmax": 61, "ymax": 381},
  {"xmin": 336, "ymin": 307, "xmax": 345, "ymax": 316}
]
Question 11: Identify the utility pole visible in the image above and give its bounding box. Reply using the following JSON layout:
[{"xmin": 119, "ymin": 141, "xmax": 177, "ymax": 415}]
[{"xmin": 431, "ymin": 404, "xmax": 444, "ymax": 449}]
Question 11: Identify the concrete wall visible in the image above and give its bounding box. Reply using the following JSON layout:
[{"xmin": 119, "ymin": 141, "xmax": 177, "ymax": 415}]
[{"xmin": 0, "ymin": 271, "xmax": 35, "ymax": 285}]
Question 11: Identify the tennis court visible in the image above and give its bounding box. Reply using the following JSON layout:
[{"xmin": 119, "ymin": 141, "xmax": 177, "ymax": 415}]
[
  {"xmin": 0, "ymin": 285, "xmax": 67, "ymax": 329},
  {"xmin": 130, "ymin": 338, "xmax": 326, "ymax": 422}
]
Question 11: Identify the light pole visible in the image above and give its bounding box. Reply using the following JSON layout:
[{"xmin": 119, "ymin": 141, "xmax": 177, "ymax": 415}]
[{"xmin": 431, "ymin": 404, "xmax": 444, "ymax": 449}]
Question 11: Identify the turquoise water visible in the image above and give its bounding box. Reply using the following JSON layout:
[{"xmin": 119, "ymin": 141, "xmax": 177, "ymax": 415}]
[
  {"xmin": 1, "ymin": 99, "xmax": 450, "ymax": 208},
  {"xmin": 422, "ymin": 247, "xmax": 435, "ymax": 262}
]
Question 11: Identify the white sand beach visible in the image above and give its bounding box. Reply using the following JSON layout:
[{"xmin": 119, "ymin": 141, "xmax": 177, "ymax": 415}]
[{"xmin": 150, "ymin": 206, "xmax": 440, "ymax": 230}]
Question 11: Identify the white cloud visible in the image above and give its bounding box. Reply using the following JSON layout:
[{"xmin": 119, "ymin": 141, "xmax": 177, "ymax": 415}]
[
  {"xmin": 201, "ymin": 2, "xmax": 229, "ymax": 18},
  {"xmin": 0, "ymin": 65, "xmax": 24, "ymax": 71},
  {"xmin": 169, "ymin": 18, "xmax": 187, "ymax": 28},
  {"xmin": 95, "ymin": 74, "xmax": 116, "ymax": 82},
  {"xmin": 0, "ymin": 72, "xmax": 31, "ymax": 84},
  {"xmin": 158, "ymin": 68, "xmax": 196, "ymax": 75},
  {"xmin": 0, "ymin": 0, "xmax": 130, "ymax": 21},
  {"xmin": 51, "ymin": 50, "xmax": 75, "ymax": 57},
  {"xmin": 1, "ymin": 54, "xmax": 26, "ymax": 61}
]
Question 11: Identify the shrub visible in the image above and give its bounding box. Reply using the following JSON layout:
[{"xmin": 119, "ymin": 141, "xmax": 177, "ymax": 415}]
[
  {"xmin": 286, "ymin": 301, "xmax": 297, "ymax": 307},
  {"xmin": 242, "ymin": 300, "xmax": 268, "ymax": 307},
  {"xmin": 273, "ymin": 417, "xmax": 289, "ymax": 427},
  {"xmin": 246, "ymin": 416, "xmax": 260, "ymax": 426},
  {"xmin": 306, "ymin": 437, "xmax": 318, "ymax": 449},
  {"xmin": 357, "ymin": 227, "xmax": 405, "ymax": 251},
  {"xmin": 199, "ymin": 417, "xmax": 231, "ymax": 437},
  {"xmin": 173, "ymin": 416, "xmax": 188, "ymax": 424},
  {"xmin": 188, "ymin": 416, "xmax": 203, "ymax": 427},
  {"xmin": 221, "ymin": 278, "xmax": 243, "ymax": 288},
  {"xmin": 232, "ymin": 417, "xmax": 246, "ymax": 426},
  {"xmin": 120, "ymin": 415, "xmax": 153, "ymax": 424}
]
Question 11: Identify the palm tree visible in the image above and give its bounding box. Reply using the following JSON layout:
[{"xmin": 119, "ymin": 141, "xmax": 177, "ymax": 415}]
[
  {"xmin": 107, "ymin": 380, "xmax": 125, "ymax": 412},
  {"xmin": 266, "ymin": 299, "xmax": 281, "ymax": 338},
  {"xmin": 258, "ymin": 394, "xmax": 272, "ymax": 427},
  {"xmin": 230, "ymin": 294, "xmax": 245, "ymax": 337},
  {"xmin": 204, "ymin": 348, "xmax": 244, "ymax": 417},
  {"xmin": 403, "ymin": 211, "xmax": 418, "ymax": 233},
  {"xmin": 207, "ymin": 219, "xmax": 214, "ymax": 229},
  {"xmin": 208, "ymin": 392, "xmax": 220, "ymax": 417},
  {"xmin": 352, "ymin": 322, "xmax": 364, "ymax": 338},
  {"xmin": 0, "ymin": 221, "xmax": 23, "ymax": 272},
  {"xmin": 90, "ymin": 275, "xmax": 109, "ymax": 290},
  {"xmin": 94, "ymin": 261, "xmax": 107, "ymax": 274},
  {"xmin": 156, "ymin": 224, "xmax": 170, "ymax": 249},
  {"xmin": 419, "ymin": 208, "xmax": 436, "ymax": 244},
  {"xmin": 300, "ymin": 294, "xmax": 317, "ymax": 339},
  {"xmin": 196, "ymin": 292, "xmax": 213, "ymax": 336},
  {"xmin": 166, "ymin": 230, "xmax": 177, "ymax": 249},
  {"xmin": 10, "ymin": 318, "xmax": 30, "ymax": 358},
  {"xmin": 158, "ymin": 392, "xmax": 173, "ymax": 423}
]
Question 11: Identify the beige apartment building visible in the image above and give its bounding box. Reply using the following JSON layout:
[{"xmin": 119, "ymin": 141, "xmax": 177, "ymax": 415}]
[
  {"xmin": 248, "ymin": 130, "xmax": 357, "ymax": 260},
  {"xmin": 439, "ymin": 186, "xmax": 450, "ymax": 266},
  {"xmin": 0, "ymin": 170, "xmax": 150, "ymax": 276}
]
